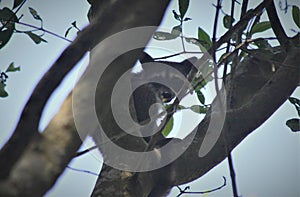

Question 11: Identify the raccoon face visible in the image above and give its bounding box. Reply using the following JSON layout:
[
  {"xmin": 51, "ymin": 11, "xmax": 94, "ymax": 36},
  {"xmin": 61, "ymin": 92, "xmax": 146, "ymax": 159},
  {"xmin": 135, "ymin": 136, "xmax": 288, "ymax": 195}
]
[{"xmin": 138, "ymin": 52, "xmax": 197, "ymax": 103}]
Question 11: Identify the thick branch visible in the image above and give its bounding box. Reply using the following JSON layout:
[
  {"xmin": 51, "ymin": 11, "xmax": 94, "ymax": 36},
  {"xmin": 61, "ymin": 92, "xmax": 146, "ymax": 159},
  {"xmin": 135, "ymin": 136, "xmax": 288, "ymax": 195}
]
[
  {"xmin": 0, "ymin": 0, "xmax": 170, "ymax": 180},
  {"xmin": 266, "ymin": 0, "xmax": 290, "ymax": 49},
  {"xmin": 0, "ymin": 95, "xmax": 81, "ymax": 196},
  {"xmin": 0, "ymin": 3, "xmax": 105, "ymax": 179},
  {"xmin": 172, "ymin": 47, "xmax": 300, "ymax": 185},
  {"xmin": 0, "ymin": 0, "xmax": 171, "ymax": 196}
]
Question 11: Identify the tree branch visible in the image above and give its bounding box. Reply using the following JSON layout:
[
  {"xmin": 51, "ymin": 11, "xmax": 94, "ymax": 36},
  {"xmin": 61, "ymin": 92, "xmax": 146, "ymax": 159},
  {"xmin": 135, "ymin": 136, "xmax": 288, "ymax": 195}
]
[
  {"xmin": 0, "ymin": 0, "xmax": 171, "ymax": 196},
  {"xmin": 209, "ymin": 0, "xmax": 273, "ymax": 53},
  {"xmin": 0, "ymin": 0, "xmax": 170, "ymax": 180},
  {"xmin": 0, "ymin": 94, "xmax": 82, "ymax": 196},
  {"xmin": 172, "ymin": 47, "xmax": 300, "ymax": 185},
  {"xmin": 266, "ymin": 0, "xmax": 290, "ymax": 50}
]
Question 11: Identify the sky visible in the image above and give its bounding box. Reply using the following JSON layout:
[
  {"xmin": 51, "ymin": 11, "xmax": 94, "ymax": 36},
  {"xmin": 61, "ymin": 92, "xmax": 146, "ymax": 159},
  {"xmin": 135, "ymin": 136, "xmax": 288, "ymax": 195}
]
[{"xmin": 0, "ymin": 0, "xmax": 299, "ymax": 197}]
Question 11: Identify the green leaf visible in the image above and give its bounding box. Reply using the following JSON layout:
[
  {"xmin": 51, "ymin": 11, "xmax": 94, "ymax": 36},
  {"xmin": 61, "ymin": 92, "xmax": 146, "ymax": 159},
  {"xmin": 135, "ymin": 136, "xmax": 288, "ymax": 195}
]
[
  {"xmin": 71, "ymin": 21, "xmax": 77, "ymax": 28},
  {"xmin": 289, "ymin": 97, "xmax": 300, "ymax": 105},
  {"xmin": 223, "ymin": 15, "xmax": 235, "ymax": 29},
  {"xmin": 184, "ymin": 17, "xmax": 192, "ymax": 21},
  {"xmin": 193, "ymin": 60, "xmax": 214, "ymax": 90},
  {"xmin": 0, "ymin": 28, "xmax": 14, "ymax": 49},
  {"xmin": 0, "ymin": 83, "xmax": 8, "ymax": 97},
  {"xmin": 179, "ymin": 0, "xmax": 190, "ymax": 19},
  {"xmin": 162, "ymin": 117, "xmax": 174, "ymax": 137},
  {"xmin": 288, "ymin": 97, "xmax": 300, "ymax": 116},
  {"xmin": 196, "ymin": 90, "xmax": 205, "ymax": 104},
  {"xmin": 198, "ymin": 27, "xmax": 212, "ymax": 51},
  {"xmin": 172, "ymin": 10, "xmax": 181, "ymax": 21},
  {"xmin": 0, "ymin": 7, "xmax": 18, "ymax": 49},
  {"xmin": 6, "ymin": 62, "xmax": 20, "ymax": 72},
  {"xmin": 71, "ymin": 21, "xmax": 80, "ymax": 31},
  {"xmin": 25, "ymin": 31, "xmax": 47, "ymax": 44},
  {"xmin": 190, "ymin": 105, "xmax": 207, "ymax": 114},
  {"xmin": 185, "ymin": 37, "xmax": 201, "ymax": 46},
  {"xmin": 246, "ymin": 48, "xmax": 275, "ymax": 60},
  {"xmin": 13, "ymin": 0, "xmax": 25, "ymax": 9},
  {"xmin": 87, "ymin": 0, "xmax": 94, "ymax": 4},
  {"xmin": 0, "ymin": 7, "xmax": 18, "ymax": 25},
  {"xmin": 28, "ymin": 7, "xmax": 42, "ymax": 21},
  {"xmin": 250, "ymin": 21, "xmax": 271, "ymax": 35},
  {"xmin": 194, "ymin": 79, "xmax": 207, "ymax": 90},
  {"xmin": 171, "ymin": 25, "xmax": 182, "ymax": 37},
  {"xmin": 292, "ymin": 6, "xmax": 300, "ymax": 29},
  {"xmin": 177, "ymin": 105, "xmax": 187, "ymax": 110},
  {"xmin": 218, "ymin": 52, "xmax": 235, "ymax": 64},
  {"xmin": 253, "ymin": 39, "xmax": 271, "ymax": 49},
  {"xmin": 65, "ymin": 26, "xmax": 72, "ymax": 38},
  {"xmin": 0, "ymin": 7, "xmax": 18, "ymax": 24},
  {"xmin": 153, "ymin": 31, "xmax": 178, "ymax": 40},
  {"xmin": 286, "ymin": 118, "xmax": 300, "ymax": 132}
]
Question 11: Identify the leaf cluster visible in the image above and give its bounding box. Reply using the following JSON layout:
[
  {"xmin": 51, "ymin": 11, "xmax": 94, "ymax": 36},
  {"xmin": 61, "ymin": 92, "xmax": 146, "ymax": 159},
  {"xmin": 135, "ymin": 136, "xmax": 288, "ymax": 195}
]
[
  {"xmin": 0, "ymin": 62, "xmax": 20, "ymax": 97},
  {"xmin": 0, "ymin": 2, "xmax": 47, "ymax": 49},
  {"xmin": 286, "ymin": 97, "xmax": 300, "ymax": 132}
]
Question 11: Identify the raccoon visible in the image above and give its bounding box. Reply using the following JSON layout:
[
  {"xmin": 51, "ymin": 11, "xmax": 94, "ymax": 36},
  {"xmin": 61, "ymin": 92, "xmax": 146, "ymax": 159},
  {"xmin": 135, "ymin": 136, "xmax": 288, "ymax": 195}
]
[{"xmin": 131, "ymin": 52, "xmax": 197, "ymax": 142}]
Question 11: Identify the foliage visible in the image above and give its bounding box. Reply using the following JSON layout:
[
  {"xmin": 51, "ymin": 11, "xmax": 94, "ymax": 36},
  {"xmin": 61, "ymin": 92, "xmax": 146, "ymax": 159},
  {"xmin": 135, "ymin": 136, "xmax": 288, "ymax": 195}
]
[
  {"xmin": 286, "ymin": 97, "xmax": 300, "ymax": 132},
  {"xmin": 65, "ymin": 21, "xmax": 80, "ymax": 38},
  {"xmin": 0, "ymin": 0, "xmax": 300, "ymax": 196},
  {"xmin": 0, "ymin": 6, "xmax": 47, "ymax": 49},
  {"xmin": 0, "ymin": 62, "xmax": 20, "ymax": 97},
  {"xmin": 292, "ymin": 5, "xmax": 300, "ymax": 29},
  {"xmin": 162, "ymin": 116, "xmax": 174, "ymax": 137},
  {"xmin": 0, "ymin": 7, "xmax": 18, "ymax": 49}
]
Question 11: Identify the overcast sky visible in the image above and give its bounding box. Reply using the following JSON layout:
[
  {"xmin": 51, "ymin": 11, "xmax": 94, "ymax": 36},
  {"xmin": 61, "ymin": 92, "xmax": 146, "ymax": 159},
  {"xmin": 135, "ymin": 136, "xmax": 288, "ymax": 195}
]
[{"xmin": 0, "ymin": 0, "xmax": 299, "ymax": 196}]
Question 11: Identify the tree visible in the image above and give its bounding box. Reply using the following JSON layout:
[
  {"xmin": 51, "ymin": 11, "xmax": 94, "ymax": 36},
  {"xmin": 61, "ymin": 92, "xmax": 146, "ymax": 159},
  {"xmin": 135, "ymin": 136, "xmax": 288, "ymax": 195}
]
[{"xmin": 0, "ymin": 0, "xmax": 299, "ymax": 196}]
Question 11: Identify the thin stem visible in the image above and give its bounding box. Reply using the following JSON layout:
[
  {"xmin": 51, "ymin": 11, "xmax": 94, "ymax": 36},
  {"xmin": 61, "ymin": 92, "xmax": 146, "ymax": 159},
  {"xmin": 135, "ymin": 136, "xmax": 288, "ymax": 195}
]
[
  {"xmin": 207, "ymin": 0, "xmax": 273, "ymax": 55},
  {"xmin": 211, "ymin": 0, "xmax": 222, "ymax": 107},
  {"xmin": 220, "ymin": 1, "xmax": 239, "ymax": 197},
  {"xmin": 17, "ymin": 21, "xmax": 72, "ymax": 43},
  {"xmin": 222, "ymin": 0, "xmax": 237, "ymax": 83},
  {"xmin": 212, "ymin": 0, "xmax": 222, "ymax": 59},
  {"xmin": 75, "ymin": 145, "xmax": 98, "ymax": 157},
  {"xmin": 67, "ymin": 166, "xmax": 99, "ymax": 176},
  {"xmin": 176, "ymin": 176, "xmax": 226, "ymax": 196},
  {"xmin": 228, "ymin": 152, "xmax": 238, "ymax": 197},
  {"xmin": 180, "ymin": 21, "xmax": 186, "ymax": 52},
  {"xmin": 266, "ymin": 0, "xmax": 290, "ymax": 50}
]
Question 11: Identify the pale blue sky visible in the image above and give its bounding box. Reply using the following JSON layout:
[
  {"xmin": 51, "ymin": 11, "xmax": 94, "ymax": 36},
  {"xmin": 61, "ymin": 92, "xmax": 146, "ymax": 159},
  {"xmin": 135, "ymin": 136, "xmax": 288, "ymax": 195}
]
[{"xmin": 0, "ymin": 0, "xmax": 299, "ymax": 196}]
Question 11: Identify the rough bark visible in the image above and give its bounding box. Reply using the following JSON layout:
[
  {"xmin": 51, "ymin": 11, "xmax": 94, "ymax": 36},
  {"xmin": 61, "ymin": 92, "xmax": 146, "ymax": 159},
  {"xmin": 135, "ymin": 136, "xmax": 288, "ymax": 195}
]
[
  {"xmin": 124, "ymin": 46, "xmax": 300, "ymax": 196},
  {"xmin": 0, "ymin": 0, "xmax": 171, "ymax": 196},
  {"xmin": 0, "ymin": 95, "xmax": 81, "ymax": 196},
  {"xmin": 1, "ymin": 0, "xmax": 299, "ymax": 197}
]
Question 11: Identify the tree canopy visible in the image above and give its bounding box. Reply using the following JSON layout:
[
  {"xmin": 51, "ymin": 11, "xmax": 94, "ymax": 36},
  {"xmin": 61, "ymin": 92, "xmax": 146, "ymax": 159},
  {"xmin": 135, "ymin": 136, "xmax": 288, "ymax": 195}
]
[{"xmin": 0, "ymin": 0, "xmax": 299, "ymax": 196}]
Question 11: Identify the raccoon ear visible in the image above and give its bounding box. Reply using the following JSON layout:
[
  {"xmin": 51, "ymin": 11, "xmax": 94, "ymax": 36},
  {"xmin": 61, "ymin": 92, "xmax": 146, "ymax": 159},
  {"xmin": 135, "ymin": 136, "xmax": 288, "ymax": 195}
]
[
  {"xmin": 140, "ymin": 52, "xmax": 154, "ymax": 64},
  {"xmin": 181, "ymin": 56, "xmax": 197, "ymax": 65}
]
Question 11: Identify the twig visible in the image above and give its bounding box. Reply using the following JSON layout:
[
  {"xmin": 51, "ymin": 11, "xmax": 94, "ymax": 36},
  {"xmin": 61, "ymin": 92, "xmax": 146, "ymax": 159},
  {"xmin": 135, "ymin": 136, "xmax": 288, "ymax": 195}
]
[
  {"xmin": 265, "ymin": 0, "xmax": 290, "ymax": 50},
  {"xmin": 222, "ymin": 0, "xmax": 237, "ymax": 82},
  {"xmin": 208, "ymin": 0, "xmax": 273, "ymax": 54},
  {"xmin": 212, "ymin": 0, "xmax": 222, "ymax": 56},
  {"xmin": 211, "ymin": 0, "xmax": 223, "ymax": 131},
  {"xmin": 176, "ymin": 176, "xmax": 226, "ymax": 196},
  {"xmin": 17, "ymin": 21, "xmax": 72, "ymax": 42},
  {"xmin": 152, "ymin": 46, "xmax": 228, "ymax": 61},
  {"xmin": 75, "ymin": 145, "xmax": 98, "ymax": 157},
  {"xmin": 220, "ymin": 1, "xmax": 240, "ymax": 196},
  {"xmin": 67, "ymin": 166, "xmax": 99, "ymax": 176},
  {"xmin": 227, "ymin": 151, "xmax": 238, "ymax": 197}
]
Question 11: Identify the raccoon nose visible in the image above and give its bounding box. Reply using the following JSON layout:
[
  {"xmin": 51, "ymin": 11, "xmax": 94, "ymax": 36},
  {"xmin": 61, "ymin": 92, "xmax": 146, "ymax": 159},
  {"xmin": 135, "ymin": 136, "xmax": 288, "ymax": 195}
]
[{"xmin": 161, "ymin": 92, "xmax": 173, "ymax": 102}]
